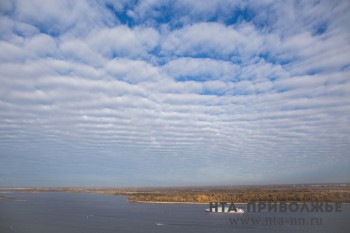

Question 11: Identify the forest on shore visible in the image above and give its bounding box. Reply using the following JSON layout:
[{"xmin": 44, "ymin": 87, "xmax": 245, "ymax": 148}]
[{"xmin": 127, "ymin": 185, "xmax": 349, "ymax": 203}]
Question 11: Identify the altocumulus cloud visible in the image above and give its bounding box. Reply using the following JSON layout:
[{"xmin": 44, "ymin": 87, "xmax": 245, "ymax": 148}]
[{"xmin": 0, "ymin": 0, "xmax": 349, "ymax": 187}]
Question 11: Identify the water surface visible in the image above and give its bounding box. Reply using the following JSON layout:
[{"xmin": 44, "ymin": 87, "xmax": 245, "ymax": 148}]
[{"xmin": 0, "ymin": 192, "xmax": 349, "ymax": 233}]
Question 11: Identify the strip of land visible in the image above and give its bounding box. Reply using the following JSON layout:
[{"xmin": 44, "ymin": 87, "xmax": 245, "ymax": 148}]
[
  {"xmin": 0, "ymin": 195, "xmax": 26, "ymax": 201},
  {"xmin": 0, "ymin": 195, "xmax": 17, "ymax": 200},
  {"xmin": 1, "ymin": 184, "xmax": 349, "ymax": 203}
]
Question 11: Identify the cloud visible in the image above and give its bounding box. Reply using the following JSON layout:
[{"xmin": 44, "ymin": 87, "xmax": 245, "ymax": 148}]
[
  {"xmin": 0, "ymin": 0, "xmax": 349, "ymax": 186},
  {"xmin": 161, "ymin": 22, "xmax": 264, "ymax": 59},
  {"xmin": 163, "ymin": 57, "xmax": 240, "ymax": 82},
  {"xmin": 25, "ymin": 34, "xmax": 57, "ymax": 56},
  {"xmin": 12, "ymin": 0, "xmax": 112, "ymax": 35},
  {"xmin": 87, "ymin": 26, "xmax": 159, "ymax": 58},
  {"xmin": 105, "ymin": 58, "xmax": 163, "ymax": 83},
  {"xmin": 60, "ymin": 39, "xmax": 107, "ymax": 66}
]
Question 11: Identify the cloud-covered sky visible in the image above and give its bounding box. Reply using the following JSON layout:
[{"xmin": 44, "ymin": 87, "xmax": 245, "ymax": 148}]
[{"xmin": 1, "ymin": 0, "xmax": 349, "ymax": 187}]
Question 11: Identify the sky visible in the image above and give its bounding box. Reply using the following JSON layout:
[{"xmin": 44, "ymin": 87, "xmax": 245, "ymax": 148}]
[{"xmin": 0, "ymin": 0, "xmax": 349, "ymax": 187}]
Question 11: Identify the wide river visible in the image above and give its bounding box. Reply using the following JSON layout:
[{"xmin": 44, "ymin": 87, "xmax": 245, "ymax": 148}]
[{"xmin": 0, "ymin": 192, "xmax": 349, "ymax": 233}]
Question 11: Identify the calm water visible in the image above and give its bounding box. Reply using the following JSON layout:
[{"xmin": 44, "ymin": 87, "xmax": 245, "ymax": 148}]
[{"xmin": 0, "ymin": 192, "xmax": 349, "ymax": 233}]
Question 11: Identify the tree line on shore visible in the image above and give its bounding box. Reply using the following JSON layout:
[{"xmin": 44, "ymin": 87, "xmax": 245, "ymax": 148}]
[{"xmin": 128, "ymin": 188, "xmax": 350, "ymax": 203}]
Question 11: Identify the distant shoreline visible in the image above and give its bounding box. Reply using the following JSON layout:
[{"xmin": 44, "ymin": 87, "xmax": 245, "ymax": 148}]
[
  {"xmin": 130, "ymin": 200, "xmax": 349, "ymax": 205},
  {"xmin": 131, "ymin": 201, "xmax": 244, "ymax": 204},
  {"xmin": 1, "ymin": 185, "xmax": 349, "ymax": 204},
  {"xmin": 131, "ymin": 200, "xmax": 208, "ymax": 204},
  {"xmin": 0, "ymin": 195, "xmax": 26, "ymax": 202}
]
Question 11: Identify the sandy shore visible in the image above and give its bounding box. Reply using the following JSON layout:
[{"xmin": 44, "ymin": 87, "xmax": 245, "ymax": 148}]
[
  {"xmin": 0, "ymin": 195, "xmax": 26, "ymax": 201},
  {"xmin": 131, "ymin": 201, "xmax": 247, "ymax": 205},
  {"xmin": 130, "ymin": 200, "xmax": 349, "ymax": 205}
]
